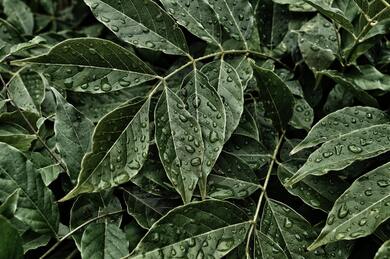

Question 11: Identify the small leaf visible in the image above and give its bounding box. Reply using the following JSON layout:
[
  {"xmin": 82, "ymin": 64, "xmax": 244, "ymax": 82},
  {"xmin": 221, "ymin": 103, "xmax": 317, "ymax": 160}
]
[
  {"xmin": 84, "ymin": 0, "xmax": 189, "ymax": 55},
  {"xmin": 53, "ymin": 89, "xmax": 94, "ymax": 182},
  {"xmin": 0, "ymin": 123, "xmax": 37, "ymax": 151},
  {"xmin": 155, "ymin": 87, "xmax": 204, "ymax": 204},
  {"xmin": 0, "ymin": 215, "xmax": 23, "ymax": 259},
  {"xmin": 308, "ymin": 161, "xmax": 390, "ymax": 250},
  {"xmin": 374, "ymin": 240, "xmax": 390, "ymax": 259},
  {"xmin": 61, "ymin": 98, "xmax": 150, "ymax": 201},
  {"xmin": 0, "ymin": 189, "xmax": 20, "ymax": 218},
  {"xmin": 17, "ymin": 38, "xmax": 157, "ymax": 93},
  {"xmin": 131, "ymin": 200, "xmax": 251, "ymax": 258},
  {"xmin": 81, "ymin": 222, "xmax": 128, "ymax": 259},
  {"xmin": 287, "ymin": 123, "xmax": 390, "ymax": 185},
  {"xmin": 252, "ymin": 64, "xmax": 294, "ymax": 130},
  {"xmin": 3, "ymin": 0, "xmax": 34, "ymax": 34},
  {"xmin": 201, "ymin": 59, "xmax": 244, "ymax": 141},
  {"xmin": 178, "ymin": 70, "xmax": 226, "ymax": 199},
  {"xmin": 289, "ymin": 97, "xmax": 314, "ymax": 131},
  {"xmin": 235, "ymin": 108, "xmax": 260, "ymax": 141},
  {"xmin": 37, "ymin": 164, "xmax": 62, "ymax": 186},
  {"xmin": 255, "ymin": 230, "xmax": 288, "ymax": 259},
  {"xmin": 291, "ymin": 106, "xmax": 390, "ymax": 154}
]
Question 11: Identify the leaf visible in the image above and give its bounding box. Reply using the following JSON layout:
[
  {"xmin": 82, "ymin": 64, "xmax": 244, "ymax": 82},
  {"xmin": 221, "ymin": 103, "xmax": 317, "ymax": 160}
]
[
  {"xmin": 298, "ymin": 14, "xmax": 338, "ymax": 71},
  {"xmin": 254, "ymin": 230, "xmax": 288, "ymax": 259},
  {"xmin": 159, "ymin": 0, "xmax": 222, "ymax": 47},
  {"xmin": 0, "ymin": 143, "xmax": 59, "ymax": 235},
  {"xmin": 155, "ymin": 87, "xmax": 204, "ymax": 204},
  {"xmin": 3, "ymin": 0, "xmax": 34, "ymax": 34},
  {"xmin": 226, "ymin": 56, "xmax": 254, "ymax": 90},
  {"xmin": 0, "ymin": 216, "xmax": 23, "ymax": 259},
  {"xmin": 131, "ymin": 200, "xmax": 251, "ymax": 258},
  {"xmin": 37, "ymin": 164, "xmax": 62, "ymax": 186},
  {"xmin": 7, "ymin": 68, "xmax": 46, "ymax": 114},
  {"xmin": 289, "ymin": 97, "xmax": 314, "ymax": 131},
  {"xmin": 80, "ymin": 222, "xmax": 129, "ymax": 259},
  {"xmin": 123, "ymin": 185, "xmax": 179, "ymax": 229},
  {"xmin": 374, "ymin": 240, "xmax": 390, "ymax": 259},
  {"xmin": 178, "ymin": 70, "xmax": 226, "ymax": 198},
  {"xmin": 0, "ymin": 123, "xmax": 37, "ymax": 151},
  {"xmin": 0, "ymin": 18, "xmax": 23, "ymax": 60},
  {"xmin": 17, "ymin": 38, "xmax": 157, "ymax": 93},
  {"xmin": 291, "ymin": 106, "xmax": 390, "ymax": 154},
  {"xmin": 302, "ymin": 0, "xmax": 355, "ymax": 34},
  {"xmin": 201, "ymin": 59, "xmax": 244, "ymax": 141},
  {"xmin": 286, "ymin": 123, "xmax": 390, "ymax": 185},
  {"xmin": 234, "ymin": 108, "xmax": 260, "ymax": 141},
  {"xmin": 0, "ymin": 189, "xmax": 20, "ymax": 218},
  {"xmin": 52, "ymin": 89, "xmax": 94, "ymax": 182},
  {"xmin": 308, "ymin": 161, "xmax": 390, "ymax": 250},
  {"xmin": 252, "ymin": 64, "xmax": 294, "ymax": 130},
  {"xmin": 260, "ymin": 198, "xmax": 327, "ymax": 258},
  {"xmin": 61, "ymin": 98, "xmax": 150, "ymax": 201},
  {"xmin": 84, "ymin": 0, "xmax": 189, "ymax": 55},
  {"xmin": 70, "ymin": 192, "xmax": 122, "ymax": 248},
  {"xmin": 205, "ymin": 0, "xmax": 255, "ymax": 48},
  {"xmin": 208, "ymin": 152, "xmax": 261, "ymax": 200}
]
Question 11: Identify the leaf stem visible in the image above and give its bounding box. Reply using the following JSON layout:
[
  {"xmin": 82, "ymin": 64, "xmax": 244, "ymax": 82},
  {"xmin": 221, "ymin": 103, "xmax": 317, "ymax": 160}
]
[
  {"xmin": 245, "ymin": 131, "xmax": 285, "ymax": 258},
  {"xmin": 39, "ymin": 209, "xmax": 124, "ymax": 259}
]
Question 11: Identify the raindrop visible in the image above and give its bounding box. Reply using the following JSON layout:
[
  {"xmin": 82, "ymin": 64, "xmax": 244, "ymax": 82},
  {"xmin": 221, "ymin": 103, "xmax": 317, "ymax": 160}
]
[
  {"xmin": 348, "ymin": 145, "xmax": 362, "ymax": 153},
  {"xmin": 377, "ymin": 179, "xmax": 390, "ymax": 187},
  {"xmin": 337, "ymin": 204, "xmax": 349, "ymax": 218},
  {"xmin": 358, "ymin": 218, "xmax": 367, "ymax": 226},
  {"xmin": 128, "ymin": 160, "xmax": 140, "ymax": 170},
  {"xmin": 364, "ymin": 189, "xmax": 373, "ymax": 196},
  {"xmin": 145, "ymin": 41, "xmax": 155, "ymax": 48},
  {"xmin": 209, "ymin": 131, "xmax": 219, "ymax": 143},
  {"xmin": 185, "ymin": 145, "xmax": 195, "ymax": 153},
  {"xmin": 101, "ymin": 83, "xmax": 112, "ymax": 92},
  {"xmin": 190, "ymin": 157, "xmax": 201, "ymax": 166},
  {"xmin": 284, "ymin": 218, "xmax": 292, "ymax": 228}
]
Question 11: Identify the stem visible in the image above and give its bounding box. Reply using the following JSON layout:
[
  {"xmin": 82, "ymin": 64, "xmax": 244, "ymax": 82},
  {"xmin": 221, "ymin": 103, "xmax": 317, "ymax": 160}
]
[
  {"xmin": 245, "ymin": 131, "xmax": 285, "ymax": 258},
  {"xmin": 0, "ymin": 74, "xmax": 68, "ymax": 173},
  {"xmin": 39, "ymin": 210, "xmax": 124, "ymax": 259}
]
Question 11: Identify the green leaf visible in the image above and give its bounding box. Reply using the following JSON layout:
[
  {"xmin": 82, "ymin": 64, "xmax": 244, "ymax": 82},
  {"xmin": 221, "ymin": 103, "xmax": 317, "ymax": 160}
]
[
  {"xmin": 201, "ymin": 59, "xmax": 244, "ymax": 141},
  {"xmin": 178, "ymin": 70, "xmax": 226, "ymax": 199},
  {"xmin": 70, "ymin": 192, "xmax": 122, "ymax": 248},
  {"xmin": 208, "ymin": 152, "xmax": 261, "ymax": 200},
  {"xmin": 7, "ymin": 68, "xmax": 46, "ymax": 114},
  {"xmin": 131, "ymin": 200, "xmax": 251, "ymax": 258},
  {"xmin": 298, "ymin": 14, "xmax": 338, "ymax": 71},
  {"xmin": 17, "ymin": 38, "xmax": 157, "ymax": 93},
  {"xmin": 0, "ymin": 189, "xmax": 20, "ymax": 218},
  {"xmin": 205, "ymin": 0, "xmax": 255, "ymax": 48},
  {"xmin": 0, "ymin": 123, "xmax": 37, "ymax": 151},
  {"xmin": 61, "ymin": 98, "xmax": 150, "ymax": 201},
  {"xmin": 155, "ymin": 87, "xmax": 204, "ymax": 204},
  {"xmin": 123, "ymin": 185, "xmax": 179, "ymax": 229},
  {"xmin": 254, "ymin": 230, "xmax": 288, "ymax": 259},
  {"xmin": 260, "ymin": 198, "xmax": 327, "ymax": 258},
  {"xmin": 289, "ymin": 97, "xmax": 314, "ymax": 131},
  {"xmin": 0, "ymin": 215, "xmax": 23, "ymax": 259},
  {"xmin": 308, "ymin": 161, "xmax": 390, "ymax": 250},
  {"xmin": 0, "ymin": 18, "xmax": 23, "ymax": 60},
  {"xmin": 37, "ymin": 164, "xmax": 62, "ymax": 186},
  {"xmin": 3, "ymin": 0, "xmax": 34, "ymax": 34},
  {"xmin": 235, "ymin": 108, "xmax": 260, "ymax": 141},
  {"xmin": 302, "ymin": 0, "xmax": 355, "ymax": 34},
  {"xmin": 226, "ymin": 56, "xmax": 254, "ymax": 90},
  {"xmin": 52, "ymin": 89, "xmax": 94, "ymax": 182},
  {"xmin": 287, "ymin": 123, "xmax": 390, "ymax": 185},
  {"xmin": 80, "ymin": 222, "xmax": 128, "ymax": 259},
  {"xmin": 159, "ymin": 0, "xmax": 222, "ymax": 48},
  {"xmin": 291, "ymin": 106, "xmax": 390, "ymax": 154},
  {"xmin": 84, "ymin": 0, "xmax": 189, "ymax": 55},
  {"xmin": 252, "ymin": 64, "xmax": 294, "ymax": 130},
  {"xmin": 0, "ymin": 143, "xmax": 59, "ymax": 235},
  {"xmin": 374, "ymin": 240, "xmax": 390, "ymax": 259}
]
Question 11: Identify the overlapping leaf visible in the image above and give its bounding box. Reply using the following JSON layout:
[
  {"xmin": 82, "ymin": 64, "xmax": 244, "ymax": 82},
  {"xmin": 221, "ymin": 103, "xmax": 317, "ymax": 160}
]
[{"xmin": 0, "ymin": 216, "xmax": 23, "ymax": 259}]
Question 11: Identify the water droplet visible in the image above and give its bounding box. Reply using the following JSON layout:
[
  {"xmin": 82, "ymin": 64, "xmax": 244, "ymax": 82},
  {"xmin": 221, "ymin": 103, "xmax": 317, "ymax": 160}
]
[
  {"xmin": 190, "ymin": 157, "xmax": 201, "ymax": 166},
  {"xmin": 128, "ymin": 160, "xmax": 140, "ymax": 170},
  {"xmin": 209, "ymin": 131, "xmax": 219, "ymax": 143},
  {"xmin": 145, "ymin": 41, "xmax": 155, "ymax": 48},
  {"xmin": 216, "ymin": 238, "xmax": 234, "ymax": 251},
  {"xmin": 101, "ymin": 83, "xmax": 112, "ymax": 92},
  {"xmin": 284, "ymin": 218, "xmax": 292, "ymax": 228},
  {"xmin": 364, "ymin": 189, "xmax": 373, "ymax": 196},
  {"xmin": 322, "ymin": 151, "xmax": 334, "ymax": 158},
  {"xmin": 101, "ymin": 16, "xmax": 110, "ymax": 22},
  {"xmin": 348, "ymin": 145, "xmax": 362, "ymax": 153},
  {"xmin": 185, "ymin": 145, "xmax": 195, "ymax": 153},
  {"xmin": 337, "ymin": 204, "xmax": 349, "ymax": 218},
  {"xmin": 179, "ymin": 114, "xmax": 188, "ymax": 122},
  {"xmin": 377, "ymin": 179, "xmax": 390, "ymax": 187},
  {"xmin": 358, "ymin": 218, "xmax": 367, "ymax": 226},
  {"xmin": 111, "ymin": 25, "xmax": 119, "ymax": 32}
]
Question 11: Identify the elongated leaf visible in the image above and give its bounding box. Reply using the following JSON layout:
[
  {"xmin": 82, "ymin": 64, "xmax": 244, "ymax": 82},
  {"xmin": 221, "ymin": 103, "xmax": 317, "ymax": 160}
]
[
  {"xmin": 81, "ymin": 222, "xmax": 128, "ymax": 259},
  {"xmin": 159, "ymin": 0, "xmax": 222, "ymax": 47},
  {"xmin": 292, "ymin": 106, "xmax": 390, "ymax": 154},
  {"xmin": 0, "ymin": 189, "xmax": 20, "ymax": 218},
  {"xmin": 309, "ymin": 161, "xmax": 390, "ymax": 250},
  {"xmin": 61, "ymin": 98, "xmax": 150, "ymax": 201},
  {"xmin": 205, "ymin": 0, "xmax": 254, "ymax": 47},
  {"xmin": 123, "ymin": 185, "xmax": 179, "ymax": 229},
  {"xmin": 0, "ymin": 18, "xmax": 23, "ymax": 60},
  {"xmin": 17, "ymin": 38, "xmax": 157, "ymax": 93},
  {"xmin": 302, "ymin": 0, "xmax": 355, "ymax": 34},
  {"xmin": 252, "ymin": 64, "xmax": 294, "ymax": 130},
  {"xmin": 70, "ymin": 192, "xmax": 122, "ymax": 248},
  {"xmin": 298, "ymin": 14, "xmax": 338, "ymax": 71},
  {"xmin": 131, "ymin": 200, "xmax": 251, "ymax": 258},
  {"xmin": 375, "ymin": 240, "xmax": 390, "ymax": 259},
  {"xmin": 3, "ymin": 0, "xmax": 34, "ymax": 34},
  {"xmin": 209, "ymin": 152, "xmax": 261, "ymax": 200},
  {"xmin": 0, "ymin": 143, "xmax": 59, "ymax": 235},
  {"xmin": 254, "ymin": 230, "xmax": 288, "ymax": 259},
  {"xmin": 53, "ymin": 89, "xmax": 94, "ymax": 182},
  {"xmin": 0, "ymin": 216, "xmax": 23, "ymax": 259},
  {"xmin": 178, "ymin": 70, "xmax": 226, "ymax": 198},
  {"xmin": 7, "ymin": 68, "xmax": 45, "ymax": 114},
  {"xmin": 0, "ymin": 123, "xmax": 36, "ymax": 151},
  {"xmin": 84, "ymin": 0, "xmax": 188, "ymax": 55},
  {"xmin": 287, "ymin": 123, "xmax": 390, "ymax": 185},
  {"xmin": 201, "ymin": 60, "xmax": 244, "ymax": 141},
  {"xmin": 155, "ymin": 87, "xmax": 204, "ymax": 204},
  {"xmin": 260, "ymin": 199, "xmax": 326, "ymax": 258}
]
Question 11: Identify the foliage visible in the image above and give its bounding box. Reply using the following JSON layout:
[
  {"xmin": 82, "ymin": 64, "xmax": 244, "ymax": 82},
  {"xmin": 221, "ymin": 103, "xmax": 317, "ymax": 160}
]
[{"xmin": 0, "ymin": 0, "xmax": 389, "ymax": 258}]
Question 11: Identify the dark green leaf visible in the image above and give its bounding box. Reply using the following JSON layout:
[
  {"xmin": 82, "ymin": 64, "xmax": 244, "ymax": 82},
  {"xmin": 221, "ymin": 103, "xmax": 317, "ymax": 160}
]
[
  {"xmin": 374, "ymin": 240, "xmax": 390, "ymax": 259},
  {"xmin": 0, "ymin": 215, "xmax": 23, "ymax": 259},
  {"xmin": 0, "ymin": 189, "xmax": 20, "ymax": 219},
  {"xmin": 3, "ymin": 0, "xmax": 34, "ymax": 34}
]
